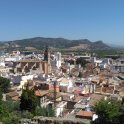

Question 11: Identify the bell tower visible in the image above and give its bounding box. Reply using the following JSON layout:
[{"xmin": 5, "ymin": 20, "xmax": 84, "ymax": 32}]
[
  {"xmin": 43, "ymin": 46, "xmax": 51, "ymax": 74},
  {"xmin": 44, "ymin": 45, "xmax": 48, "ymax": 61}
]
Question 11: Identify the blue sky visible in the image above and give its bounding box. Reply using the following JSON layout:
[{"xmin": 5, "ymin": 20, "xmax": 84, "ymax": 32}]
[{"xmin": 0, "ymin": 0, "xmax": 124, "ymax": 45}]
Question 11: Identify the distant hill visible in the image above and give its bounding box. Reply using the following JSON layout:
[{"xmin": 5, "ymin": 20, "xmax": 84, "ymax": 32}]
[
  {"xmin": 107, "ymin": 43, "xmax": 124, "ymax": 49},
  {"xmin": 0, "ymin": 37, "xmax": 111, "ymax": 50}
]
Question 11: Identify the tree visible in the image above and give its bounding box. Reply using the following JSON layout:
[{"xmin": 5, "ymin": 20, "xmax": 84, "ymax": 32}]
[
  {"xmin": 94, "ymin": 99, "xmax": 124, "ymax": 124},
  {"xmin": 0, "ymin": 90, "xmax": 2, "ymax": 101},
  {"xmin": 68, "ymin": 60, "xmax": 74, "ymax": 65},
  {"xmin": 35, "ymin": 106, "xmax": 55, "ymax": 117},
  {"xmin": 0, "ymin": 101, "xmax": 10, "ymax": 119},
  {"xmin": 1, "ymin": 111, "xmax": 20, "ymax": 124},
  {"xmin": 20, "ymin": 85, "xmax": 38, "ymax": 113},
  {"xmin": 76, "ymin": 57, "xmax": 89, "ymax": 67},
  {"xmin": 21, "ymin": 110, "xmax": 33, "ymax": 119},
  {"xmin": 0, "ymin": 76, "xmax": 10, "ymax": 93},
  {"xmin": 0, "ymin": 101, "xmax": 20, "ymax": 124}
]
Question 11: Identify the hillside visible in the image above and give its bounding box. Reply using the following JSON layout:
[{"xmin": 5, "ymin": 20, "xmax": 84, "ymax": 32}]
[{"xmin": 0, "ymin": 37, "xmax": 110, "ymax": 50}]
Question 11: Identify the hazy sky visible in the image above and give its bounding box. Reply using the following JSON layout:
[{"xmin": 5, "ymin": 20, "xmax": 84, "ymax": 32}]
[{"xmin": 0, "ymin": 0, "xmax": 124, "ymax": 45}]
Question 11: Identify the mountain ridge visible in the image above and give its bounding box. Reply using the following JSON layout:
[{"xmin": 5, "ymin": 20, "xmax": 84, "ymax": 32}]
[{"xmin": 0, "ymin": 37, "xmax": 111, "ymax": 50}]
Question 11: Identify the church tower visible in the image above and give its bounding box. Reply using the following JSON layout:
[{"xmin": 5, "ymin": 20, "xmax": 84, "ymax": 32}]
[
  {"xmin": 44, "ymin": 46, "xmax": 48, "ymax": 61},
  {"xmin": 43, "ymin": 46, "xmax": 51, "ymax": 74}
]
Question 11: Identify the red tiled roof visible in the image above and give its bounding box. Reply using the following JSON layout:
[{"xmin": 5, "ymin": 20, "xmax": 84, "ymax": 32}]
[{"xmin": 76, "ymin": 110, "xmax": 93, "ymax": 117}]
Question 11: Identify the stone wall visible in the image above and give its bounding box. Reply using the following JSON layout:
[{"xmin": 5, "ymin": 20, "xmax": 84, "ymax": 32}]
[{"xmin": 20, "ymin": 116, "xmax": 89, "ymax": 124}]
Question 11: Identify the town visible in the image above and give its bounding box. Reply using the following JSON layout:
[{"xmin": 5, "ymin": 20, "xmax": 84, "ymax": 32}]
[{"xmin": 0, "ymin": 47, "xmax": 124, "ymax": 124}]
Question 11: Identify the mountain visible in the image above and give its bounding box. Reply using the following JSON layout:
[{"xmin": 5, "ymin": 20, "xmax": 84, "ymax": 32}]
[
  {"xmin": 0, "ymin": 37, "xmax": 110, "ymax": 50},
  {"xmin": 107, "ymin": 43, "xmax": 124, "ymax": 49}
]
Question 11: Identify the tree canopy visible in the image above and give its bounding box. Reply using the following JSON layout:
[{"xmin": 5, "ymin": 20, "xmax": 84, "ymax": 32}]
[
  {"xmin": 94, "ymin": 99, "xmax": 124, "ymax": 124},
  {"xmin": 20, "ymin": 85, "xmax": 38, "ymax": 113},
  {"xmin": 35, "ymin": 106, "xmax": 55, "ymax": 117},
  {"xmin": 0, "ymin": 76, "xmax": 10, "ymax": 93},
  {"xmin": 0, "ymin": 101, "xmax": 20, "ymax": 124},
  {"xmin": 76, "ymin": 57, "xmax": 89, "ymax": 67}
]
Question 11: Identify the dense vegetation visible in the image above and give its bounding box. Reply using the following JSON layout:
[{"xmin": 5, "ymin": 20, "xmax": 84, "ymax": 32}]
[
  {"xmin": 76, "ymin": 57, "xmax": 89, "ymax": 67},
  {"xmin": 0, "ymin": 100, "xmax": 55, "ymax": 124},
  {"xmin": 0, "ymin": 100, "xmax": 20, "ymax": 124},
  {"xmin": 20, "ymin": 85, "xmax": 38, "ymax": 113},
  {"xmin": 0, "ymin": 76, "xmax": 10, "ymax": 93},
  {"xmin": 93, "ymin": 99, "xmax": 124, "ymax": 124},
  {"xmin": 0, "ymin": 84, "xmax": 55, "ymax": 124},
  {"xmin": 92, "ymin": 49, "xmax": 122, "ymax": 58}
]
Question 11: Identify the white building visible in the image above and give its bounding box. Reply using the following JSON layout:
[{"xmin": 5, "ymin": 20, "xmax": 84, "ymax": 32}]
[
  {"xmin": 56, "ymin": 101, "xmax": 67, "ymax": 117},
  {"xmin": 55, "ymin": 52, "xmax": 61, "ymax": 68},
  {"xmin": 92, "ymin": 57, "xmax": 102, "ymax": 66},
  {"xmin": 59, "ymin": 78, "xmax": 74, "ymax": 93},
  {"xmin": 4, "ymin": 56, "xmax": 22, "ymax": 62},
  {"xmin": 0, "ymin": 61, "xmax": 5, "ymax": 67},
  {"xmin": 0, "ymin": 57, "xmax": 5, "ymax": 67},
  {"xmin": 111, "ymin": 59, "xmax": 124, "ymax": 73},
  {"xmin": 17, "ymin": 74, "xmax": 34, "ymax": 90},
  {"xmin": 92, "ymin": 57, "xmax": 111, "ymax": 69}
]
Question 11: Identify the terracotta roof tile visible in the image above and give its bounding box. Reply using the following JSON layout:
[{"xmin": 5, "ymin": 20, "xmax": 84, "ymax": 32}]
[{"xmin": 76, "ymin": 110, "xmax": 93, "ymax": 117}]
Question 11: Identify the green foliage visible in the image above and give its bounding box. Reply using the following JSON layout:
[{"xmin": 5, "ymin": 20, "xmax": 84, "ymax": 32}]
[
  {"xmin": 1, "ymin": 112, "xmax": 20, "ymax": 124},
  {"xmin": 0, "ymin": 76, "xmax": 10, "ymax": 93},
  {"xmin": 0, "ymin": 90, "xmax": 2, "ymax": 101},
  {"xmin": 0, "ymin": 82, "xmax": 55, "ymax": 123},
  {"xmin": 34, "ymin": 106, "xmax": 55, "ymax": 117},
  {"xmin": 0, "ymin": 101, "xmax": 20, "ymax": 124},
  {"xmin": 0, "ymin": 101, "xmax": 10, "ymax": 119},
  {"xmin": 21, "ymin": 110, "xmax": 34, "ymax": 119},
  {"xmin": 76, "ymin": 57, "xmax": 89, "ymax": 67},
  {"xmin": 20, "ymin": 85, "xmax": 38, "ymax": 113},
  {"xmin": 94, "ymin": 99, "xmax": 124, "ymax": 124},
  {"xmin": 0, "ymin": 99, "xmax": 55, "ymax": 123},
  {"xmin": 47, "ymin": 106, "xmax": 55, "ymax": 117},
  {"xmin": 92, "ymin": 49, "xmax": 119, "ymax": 58},
  {"xmin": 4, "ymin": 100, "xmax": 20, "ymax": 111},
  {"xmin": 0, "ymin": 100, "xmax": 34, "ymax": 123}
]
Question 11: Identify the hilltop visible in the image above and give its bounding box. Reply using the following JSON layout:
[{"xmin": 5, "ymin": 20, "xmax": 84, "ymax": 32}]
[{"xmin": 0, "ymin": 37, "xmax": 110, "ymax": 50}]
